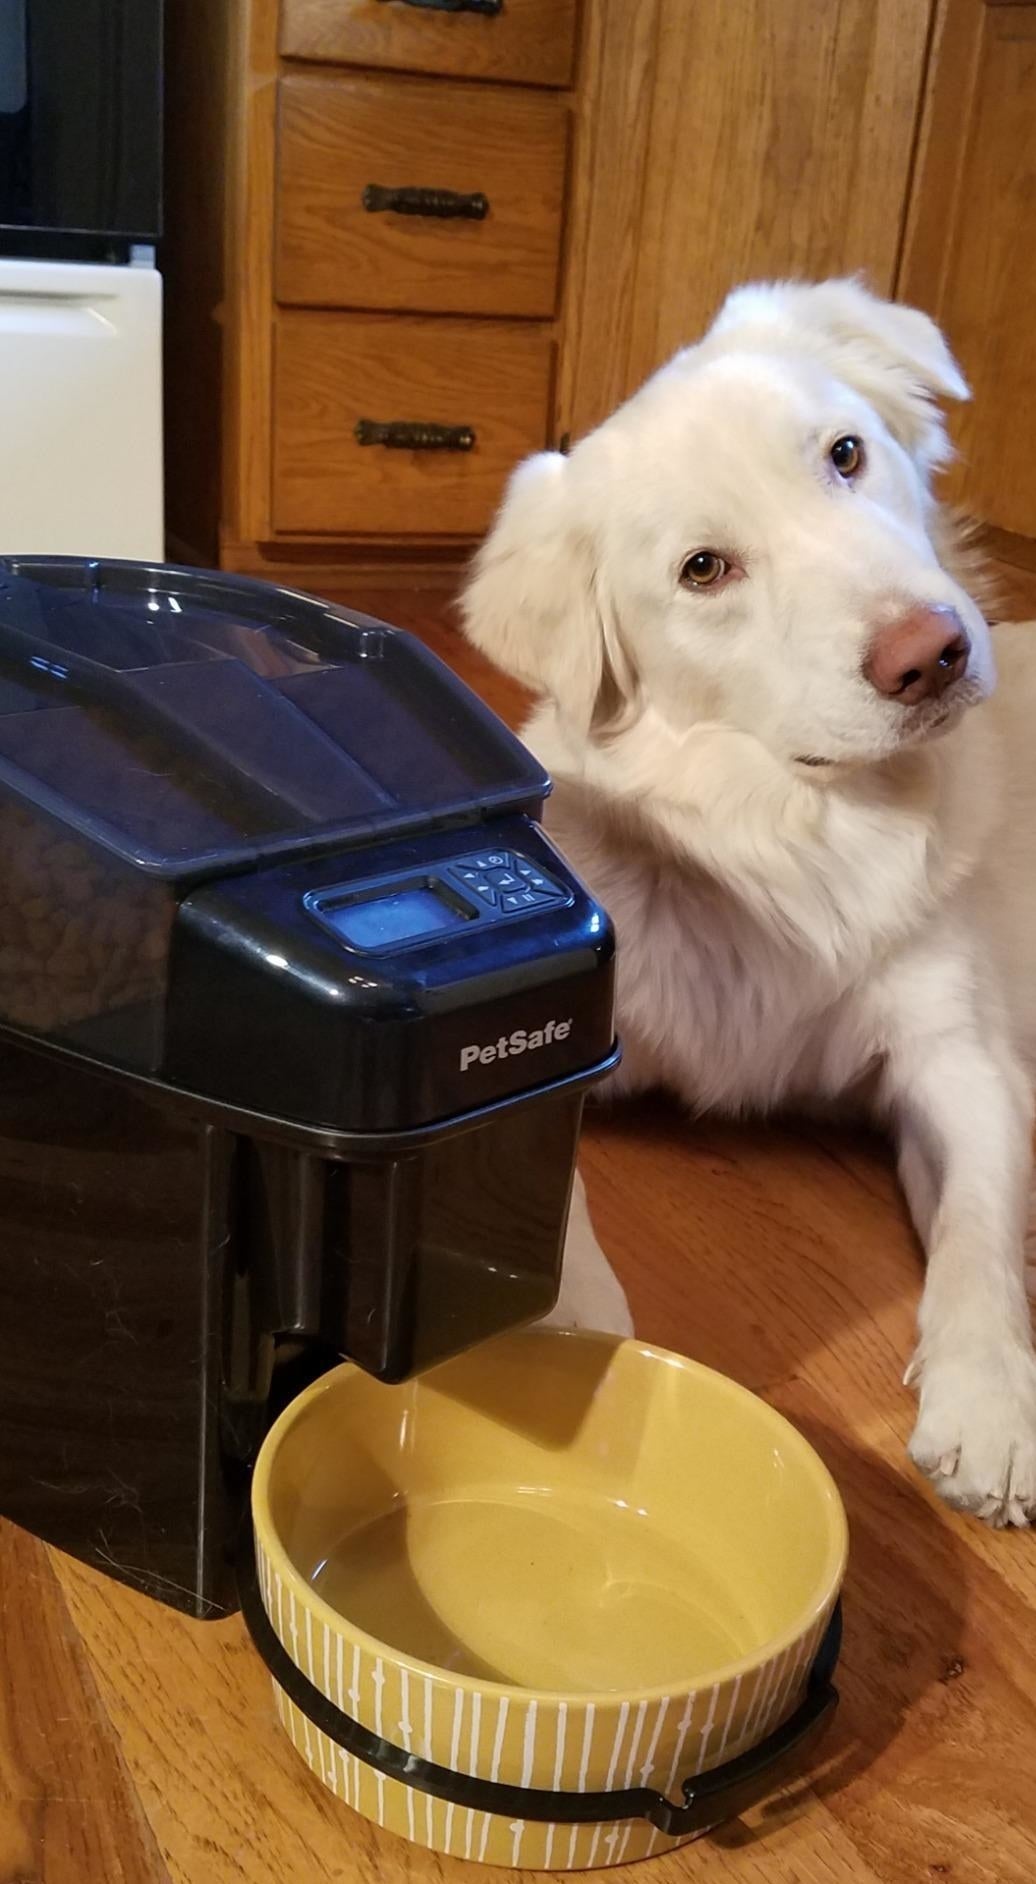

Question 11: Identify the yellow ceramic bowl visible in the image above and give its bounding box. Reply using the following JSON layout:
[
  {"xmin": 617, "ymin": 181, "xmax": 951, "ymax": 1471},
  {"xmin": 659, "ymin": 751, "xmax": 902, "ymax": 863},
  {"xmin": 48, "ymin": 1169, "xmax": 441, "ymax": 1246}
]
[{"xmin": 249, "ymin": 1329, "xmax": 847, "ymax": 1869}]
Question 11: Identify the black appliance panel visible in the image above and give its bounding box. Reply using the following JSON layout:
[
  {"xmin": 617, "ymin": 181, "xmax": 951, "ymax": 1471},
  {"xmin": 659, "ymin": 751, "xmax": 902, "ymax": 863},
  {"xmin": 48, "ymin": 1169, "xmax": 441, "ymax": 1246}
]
[
  {"xmin": 0, "ymin": 0, "xmax": 162, "ymax": 245},
  {"xmin": 0, "ymin": 559, "xmax": 619, "ymax": 1619}
]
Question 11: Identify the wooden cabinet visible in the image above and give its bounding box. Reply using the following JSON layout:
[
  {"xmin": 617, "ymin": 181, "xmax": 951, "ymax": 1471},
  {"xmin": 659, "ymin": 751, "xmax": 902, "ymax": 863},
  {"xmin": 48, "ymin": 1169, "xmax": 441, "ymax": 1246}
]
[
  {"xmin": 164, "ymin": 0, "xmax": 576, "ymax": 584},
  {"xmin": 272, "ymin": 314, "xmax": 554, "ymax": 535},
  {"xmin": 900, "ymin": 0, "xmax": 1036, "ymax": 556},
  {"xmin": 558, "ymin": 0, "xmax": 935, "ymax": 442},
  {"xmin": 164, "ymin": 0, "xmax": 1036, "ymax": 591},
  {"xmin": 279, "ymin": 0, "xmax": 577, "ymax": 86},
  {"xmin": 557, "ymin": 0, "xmax": 1036, "ymax": 597},
  {"xmin": 276, "ymin": 75, "xmax": 569, "ymax": 317}
]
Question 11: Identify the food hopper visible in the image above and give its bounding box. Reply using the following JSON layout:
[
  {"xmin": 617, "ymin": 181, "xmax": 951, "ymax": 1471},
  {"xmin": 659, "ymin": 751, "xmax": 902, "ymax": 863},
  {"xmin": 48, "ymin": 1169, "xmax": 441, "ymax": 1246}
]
[{"xmin": 0, "ymin": 557, "xmax": 617, "ymax": 1619}]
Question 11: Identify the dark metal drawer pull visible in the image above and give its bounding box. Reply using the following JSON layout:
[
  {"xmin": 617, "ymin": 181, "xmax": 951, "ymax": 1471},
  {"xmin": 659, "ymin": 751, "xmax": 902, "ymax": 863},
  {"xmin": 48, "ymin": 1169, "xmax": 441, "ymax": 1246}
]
[
  {"xmin": 355, "ymin": 419, "xmax": 476, "ymax": 451},
  {"xmin": 362, "ymin": 184, "xmax": 489, "ymax": 221},
  {"xmin": 376, "ymin": 0, "xmax": 503, "ymax": 16}
]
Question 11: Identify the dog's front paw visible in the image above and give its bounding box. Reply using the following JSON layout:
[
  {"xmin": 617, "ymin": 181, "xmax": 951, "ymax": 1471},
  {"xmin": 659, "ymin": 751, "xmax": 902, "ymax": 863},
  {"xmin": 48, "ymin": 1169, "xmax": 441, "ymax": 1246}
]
[{"xmin": 908, "ymin": 1347, "xmax": 1036, "ymax": 1527}]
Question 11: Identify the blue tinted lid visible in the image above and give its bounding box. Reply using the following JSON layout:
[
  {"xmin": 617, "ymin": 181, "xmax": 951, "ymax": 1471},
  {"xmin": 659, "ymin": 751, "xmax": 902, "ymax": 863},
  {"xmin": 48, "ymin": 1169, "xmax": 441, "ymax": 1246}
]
[{"xmin": 0, "ymin": 558, "xmax": 548, "ymax": 878}]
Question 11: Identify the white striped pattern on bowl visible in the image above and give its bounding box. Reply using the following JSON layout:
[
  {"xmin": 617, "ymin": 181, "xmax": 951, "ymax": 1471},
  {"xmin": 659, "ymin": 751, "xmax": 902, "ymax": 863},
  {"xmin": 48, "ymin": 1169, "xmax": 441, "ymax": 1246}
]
[{"xmin": 254, "ymin": 1529, "xmax": 836, "ymax": 1870}]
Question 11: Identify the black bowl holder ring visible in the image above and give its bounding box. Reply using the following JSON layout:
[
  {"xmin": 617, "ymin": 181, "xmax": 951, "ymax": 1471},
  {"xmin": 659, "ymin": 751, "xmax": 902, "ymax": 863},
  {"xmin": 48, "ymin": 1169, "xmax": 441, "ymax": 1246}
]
[{"xmin": 237, "ymin": 1524, "xmax": 842, "ymax": 1841}]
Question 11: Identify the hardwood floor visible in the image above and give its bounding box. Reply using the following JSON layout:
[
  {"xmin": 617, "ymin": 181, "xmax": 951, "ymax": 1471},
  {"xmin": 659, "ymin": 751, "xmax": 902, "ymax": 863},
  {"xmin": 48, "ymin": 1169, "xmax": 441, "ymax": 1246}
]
[{"xmin": 2, "ymin": 587, "xmax": 1035, "ymax": 1884}]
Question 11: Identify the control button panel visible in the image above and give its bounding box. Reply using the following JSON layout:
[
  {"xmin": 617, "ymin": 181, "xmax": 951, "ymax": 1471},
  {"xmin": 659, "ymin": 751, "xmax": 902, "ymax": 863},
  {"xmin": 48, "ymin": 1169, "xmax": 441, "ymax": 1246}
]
[
  {"xmin": 305, "ymin": 848, "xmax": 572, "ymax": 956},
  {"xmin": 449, "ymin": 850, "xmax": 568, "ymax": 916}
]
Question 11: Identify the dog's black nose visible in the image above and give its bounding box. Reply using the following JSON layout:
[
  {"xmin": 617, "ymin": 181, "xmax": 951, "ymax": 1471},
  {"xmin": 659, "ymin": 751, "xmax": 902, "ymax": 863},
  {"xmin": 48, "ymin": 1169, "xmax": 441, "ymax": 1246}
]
[{"xmin": 863, "ymin": 606, "xmax": 971, "ymax": 705}]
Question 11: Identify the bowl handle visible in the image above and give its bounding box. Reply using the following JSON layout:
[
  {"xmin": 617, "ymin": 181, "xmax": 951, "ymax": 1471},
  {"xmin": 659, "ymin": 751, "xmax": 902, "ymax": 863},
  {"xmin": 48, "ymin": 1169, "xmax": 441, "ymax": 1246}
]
[
  {"xmin": 643, "ymin": 1605, "xmax": 840, "ymax": 1836},
  {"xmin": 239, "ymin": 1526, "xmax": 840, "ymax": 1837}
]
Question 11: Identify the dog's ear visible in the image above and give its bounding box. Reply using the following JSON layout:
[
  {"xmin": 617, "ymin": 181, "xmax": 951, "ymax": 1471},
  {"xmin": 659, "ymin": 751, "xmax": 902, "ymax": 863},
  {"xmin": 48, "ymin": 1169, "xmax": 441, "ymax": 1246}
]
[
  {"xmin": 461, "ymin": 450, "xmax": 635, "ymax": 730},
  {"xmin": 710, "ymin": 277, "xmax": 969, "ymax": 475}
]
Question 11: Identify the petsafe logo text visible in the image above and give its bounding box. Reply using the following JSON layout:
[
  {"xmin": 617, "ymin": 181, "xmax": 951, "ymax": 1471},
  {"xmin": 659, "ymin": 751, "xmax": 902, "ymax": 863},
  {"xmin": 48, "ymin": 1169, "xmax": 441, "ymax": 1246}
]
[{"xmin": 460, "ymin": 1018, "xmax": 572, "ymax": 1071}]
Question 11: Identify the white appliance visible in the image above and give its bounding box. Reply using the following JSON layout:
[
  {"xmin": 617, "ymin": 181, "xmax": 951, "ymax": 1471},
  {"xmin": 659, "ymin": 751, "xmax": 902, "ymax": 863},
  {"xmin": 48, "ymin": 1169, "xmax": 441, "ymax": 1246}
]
[{"xmin": 0, "ymin": 256, "xmax": 163, "ymax": 560}]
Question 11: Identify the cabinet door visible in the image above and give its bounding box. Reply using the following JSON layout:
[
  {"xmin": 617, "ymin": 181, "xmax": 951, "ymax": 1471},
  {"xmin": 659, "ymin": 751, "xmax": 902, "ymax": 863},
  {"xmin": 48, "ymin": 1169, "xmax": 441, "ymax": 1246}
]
[
  {"xmin": 280, "ymin": 0, "xmax": 577, "ymax": 87},
  {"xmin": 559, "ymin": 0, "xmax": 933, "ymax": 441},
  {"xmin": 900, "ymin": 1, "xmax": 1036, "ymax": 545},
  {"xmin": 276, "ymin": 75, "xmax": 568, "ymax": 318},
  {"xmin": 272, "ymin": 313, "xmax": 554, "ymax": 537}
]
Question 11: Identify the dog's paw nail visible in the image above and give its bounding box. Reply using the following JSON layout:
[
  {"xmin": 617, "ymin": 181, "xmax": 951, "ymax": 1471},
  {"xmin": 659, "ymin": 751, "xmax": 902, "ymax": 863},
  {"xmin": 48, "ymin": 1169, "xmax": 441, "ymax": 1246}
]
[{"xmin": 909, "ymin": 1352, "xmax": 1036, "ymax": 1526}]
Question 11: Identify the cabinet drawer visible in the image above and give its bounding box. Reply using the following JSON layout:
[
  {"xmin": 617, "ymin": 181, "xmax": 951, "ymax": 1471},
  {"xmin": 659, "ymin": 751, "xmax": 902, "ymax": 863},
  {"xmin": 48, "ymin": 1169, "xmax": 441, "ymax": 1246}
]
[
  {"xmin": 280, "ymin": 0, "xmax": 578, "ymax": 88},
  {"xmin": 277, "ymin": 75, "xmax": 568, "ymax": 318},
  {"xmin": 272, "ymin": 313, "xmax": 553, "ymax": 537}
]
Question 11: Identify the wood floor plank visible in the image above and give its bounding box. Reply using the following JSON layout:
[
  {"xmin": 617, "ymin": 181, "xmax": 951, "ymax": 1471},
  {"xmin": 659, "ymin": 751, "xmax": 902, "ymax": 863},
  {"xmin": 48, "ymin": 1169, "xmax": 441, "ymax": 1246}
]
[
  {"xmin": 0, "ymin": 589, "xmax": 1033, "ymax": 1884},
  {"xmin": 53, "ymin": 1544, "xmax": 884, "ymax": 1884},
  {"xmin": 0, "ymin": 1521, "xmax": 169, "ymax": 1884},
  {"xmin": 53, "ymin": 1554, "xmax": 391, "ymax": 1884}
]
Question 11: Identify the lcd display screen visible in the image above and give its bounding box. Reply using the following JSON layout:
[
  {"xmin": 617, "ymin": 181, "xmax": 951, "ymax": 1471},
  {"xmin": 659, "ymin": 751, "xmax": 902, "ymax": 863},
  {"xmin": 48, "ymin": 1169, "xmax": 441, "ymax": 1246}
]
[{"xmin": 317, "ymin": 884, "xmax": 470, "ymax": 952}]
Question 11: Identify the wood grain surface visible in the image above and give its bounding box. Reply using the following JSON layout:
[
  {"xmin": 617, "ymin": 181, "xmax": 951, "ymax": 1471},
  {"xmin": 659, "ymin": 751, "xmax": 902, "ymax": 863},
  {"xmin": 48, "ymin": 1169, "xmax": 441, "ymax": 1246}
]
[
  {"xmin": 2, "ymin": 592, "xmax": 1035, "ymax": 1884},
  {"xmin": 276, "ymin": 74, "xmax": 569, "ymax": 318},
  {"xmin": 899, "ymin": 0, "xmax": 1036, "ymax": 540},
  {"xmin": 554, "ymin": 0, "xmax": 662, "ymax": 446},
  {"xmin": 272, "ymin": 316, "xmax": 554, "ymax": 536},
  {"xmin": 558, "ymin": 0, "xmax": 935, "ymax": 442},
  {"xmin": 222, "ymin": 0, "xmax": 280, "ymax": 545},
  {"xmin": 279, "ymin": 0, "xmax": 578, "ymax": 88}
]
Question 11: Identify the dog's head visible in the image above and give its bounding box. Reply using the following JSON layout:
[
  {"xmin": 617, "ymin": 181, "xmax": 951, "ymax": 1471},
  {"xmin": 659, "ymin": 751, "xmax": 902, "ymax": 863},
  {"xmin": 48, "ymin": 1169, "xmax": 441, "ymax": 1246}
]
[{"xmin": 462, "ymin": 279, "xmax": 994, "ymax": 772}]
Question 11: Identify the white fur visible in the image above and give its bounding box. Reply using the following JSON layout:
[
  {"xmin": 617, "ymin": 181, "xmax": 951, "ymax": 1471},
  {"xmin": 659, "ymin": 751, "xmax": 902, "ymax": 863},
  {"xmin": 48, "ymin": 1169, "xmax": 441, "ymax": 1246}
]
[{"xmin": 462, "ymin": 277, "xmax": 1036, "ymax": 1527}]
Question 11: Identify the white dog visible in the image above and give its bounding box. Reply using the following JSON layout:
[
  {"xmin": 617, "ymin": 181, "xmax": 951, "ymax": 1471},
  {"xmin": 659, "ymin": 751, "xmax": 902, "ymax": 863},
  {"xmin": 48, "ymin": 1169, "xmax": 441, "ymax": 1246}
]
[{"xmin": 462, "ymin": 278, "xmax": 1036, "ymax": 1528}]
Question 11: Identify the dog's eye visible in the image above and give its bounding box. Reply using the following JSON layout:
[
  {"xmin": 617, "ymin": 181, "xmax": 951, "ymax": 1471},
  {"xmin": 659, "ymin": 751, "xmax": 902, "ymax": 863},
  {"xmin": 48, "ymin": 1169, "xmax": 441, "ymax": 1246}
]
[
  {"xmin": 679, "ymin": 550, "xmax": 728, "ymax": 588},
  {"xmin": 830, "ymin": 435, "xmax": 865, "ymax": 479}
]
